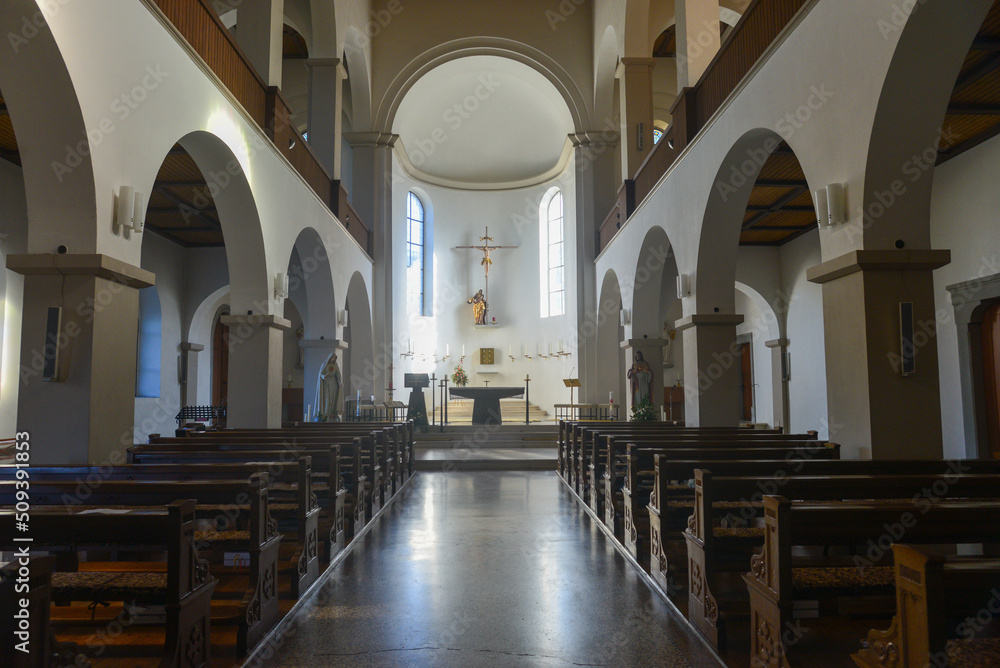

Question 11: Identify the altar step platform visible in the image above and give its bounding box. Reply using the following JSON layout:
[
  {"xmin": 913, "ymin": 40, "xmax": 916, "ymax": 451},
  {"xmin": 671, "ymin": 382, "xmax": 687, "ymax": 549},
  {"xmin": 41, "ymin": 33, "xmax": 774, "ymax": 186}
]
[
  {"xmin": 414, "ymin": 424, "xmax": 558, "ymax": 471},
  {"xmin": 430, "ymin": 399, "xmax": 550, "ymax": 425}
]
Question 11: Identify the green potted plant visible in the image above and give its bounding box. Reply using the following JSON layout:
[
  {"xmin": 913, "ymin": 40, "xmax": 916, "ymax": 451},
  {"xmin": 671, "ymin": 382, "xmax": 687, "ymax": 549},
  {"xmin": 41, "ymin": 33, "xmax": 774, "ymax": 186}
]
[{"xmin": 411, "ymin": 410, "xmax": 429, "ymax": 433}]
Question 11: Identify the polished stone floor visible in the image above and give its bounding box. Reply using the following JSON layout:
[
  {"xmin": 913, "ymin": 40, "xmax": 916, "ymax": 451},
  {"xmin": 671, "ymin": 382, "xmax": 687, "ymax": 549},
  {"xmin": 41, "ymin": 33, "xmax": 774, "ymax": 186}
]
[{"xmin": 262, "ymin": 472, "xmax": 721, "ymax": 667}]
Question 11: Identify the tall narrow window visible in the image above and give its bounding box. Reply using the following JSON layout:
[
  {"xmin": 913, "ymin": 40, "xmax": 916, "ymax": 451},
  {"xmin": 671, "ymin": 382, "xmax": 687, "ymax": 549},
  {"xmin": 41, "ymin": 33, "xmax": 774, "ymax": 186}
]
[
  {"xmin": 407, "ymin": 192, "xmax": 425, "ymax": 316},
  {"xmin": 539, "ymin": 189, "xmax": 565, "ymax": 318},
  {"xmin": 136, "ymin": 286, "xmax": 162, "ymax": 398}
]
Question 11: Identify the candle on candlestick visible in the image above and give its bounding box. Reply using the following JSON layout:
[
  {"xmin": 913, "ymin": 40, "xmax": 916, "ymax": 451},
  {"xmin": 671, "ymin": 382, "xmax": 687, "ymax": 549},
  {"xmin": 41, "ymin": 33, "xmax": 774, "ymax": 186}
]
[
  {"xmin": 446, "ymin": 344, "xmax": 450, "ymax": 356},
  {"xmin": 462, "ymin": 344, "xmax": 465, "ymax": 356}
]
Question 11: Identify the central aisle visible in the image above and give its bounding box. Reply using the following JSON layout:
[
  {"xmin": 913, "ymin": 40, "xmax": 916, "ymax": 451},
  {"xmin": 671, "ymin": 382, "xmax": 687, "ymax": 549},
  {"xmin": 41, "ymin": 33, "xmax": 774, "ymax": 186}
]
[{"xmin": 264, "ymin": 472, "xmax": 721, "ymax": 667}]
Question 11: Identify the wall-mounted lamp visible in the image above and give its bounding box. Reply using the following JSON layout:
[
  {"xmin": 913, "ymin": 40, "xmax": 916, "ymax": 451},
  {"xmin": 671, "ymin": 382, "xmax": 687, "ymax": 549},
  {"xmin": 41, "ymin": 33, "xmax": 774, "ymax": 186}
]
[
  {"xmin": 826, "ymin": 183, "xmax": 847, "ymax": 225},
  {"xmin": 115, "ymin": 186, "xmax": 146, "ymax": 235},
  {"xmin": 338, "ymin": 309, "xmax": 349, "ymax": 327},
  {"xmin": 620, "ymin": 308, "xmax": 631, "ymax": 327},
  {"xmin": 813, "ymin": 188, "xmax": 829, "ymax": 228},
  {"xmin": 676, "ymin": 274, "xmax": 691, "ymax": 299},
  {"xmin": 274, "ymin": 272, "xmax": 289, "ymax": 300}
]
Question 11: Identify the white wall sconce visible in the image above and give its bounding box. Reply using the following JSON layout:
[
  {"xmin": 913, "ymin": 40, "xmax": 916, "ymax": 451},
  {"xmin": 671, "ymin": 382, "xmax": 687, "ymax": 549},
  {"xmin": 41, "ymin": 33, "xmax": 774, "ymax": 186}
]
[
  {"xmin": 813, "ymin": 188, "xmax": 829, "ymax": 228},
  {"xmin": 676, "ymin": 274, "xmax": 691, "ymax": 299},
  {"xmin": 338, "ymin": 309, "xmax": 349, "ymax": 327},
  {"xmin": 826, "ymin": 183, "xmax": 847, "ymax": 225},
  {"xmin": 115, "ymin": 186, "xmax": 146, "ymax": 236},
  {"xmin": 620, "ymin": 308, "xmax": 631, "ymax": 327},
  {"xmin": 274, "ymin": 272, "xmax": 289, "ymax": 300}
]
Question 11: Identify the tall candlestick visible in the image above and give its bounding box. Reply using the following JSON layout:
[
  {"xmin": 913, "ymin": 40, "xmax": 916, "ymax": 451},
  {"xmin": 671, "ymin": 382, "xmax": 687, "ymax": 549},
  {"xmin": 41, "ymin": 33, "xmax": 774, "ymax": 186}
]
[{"xmin": 462, "ymin": 344, "xmax": 466, "ymax": 356}]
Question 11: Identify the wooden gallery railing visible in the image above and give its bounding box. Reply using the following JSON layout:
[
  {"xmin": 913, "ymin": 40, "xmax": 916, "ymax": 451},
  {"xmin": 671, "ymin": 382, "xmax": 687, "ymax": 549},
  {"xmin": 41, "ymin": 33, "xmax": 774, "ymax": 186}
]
[
  {"xmin": 597, "ymin": 0, "xmax": 808, "ymax": 253},
  {"xmin": 154, "ymin": 0, "xmax": 373, "ymax": 258}
]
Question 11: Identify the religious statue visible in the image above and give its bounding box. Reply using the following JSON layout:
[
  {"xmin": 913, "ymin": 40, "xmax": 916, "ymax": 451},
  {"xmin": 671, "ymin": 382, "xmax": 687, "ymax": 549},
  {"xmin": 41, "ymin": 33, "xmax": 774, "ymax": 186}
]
[
  {"xmin": 468, "ymin": 289, "xmax": 487, "ymax": 325},
  {"xmin": 315, "ymin": 352, "xmax": 343, "ymax": 421},
  {"xmin": 627, "ymin": 350, "xmax": 653, "ymax": 406}
]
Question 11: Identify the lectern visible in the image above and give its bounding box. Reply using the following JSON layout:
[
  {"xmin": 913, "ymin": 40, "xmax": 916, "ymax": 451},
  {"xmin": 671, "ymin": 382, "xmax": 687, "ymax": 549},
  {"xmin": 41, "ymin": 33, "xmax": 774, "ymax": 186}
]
[
  {"xmin": 563, "ymin": 378, "xmax": 582, "ymax": 406},
  {"xmin": 405, "ymin": 373, "xmax": 430, "ymax": 423}
]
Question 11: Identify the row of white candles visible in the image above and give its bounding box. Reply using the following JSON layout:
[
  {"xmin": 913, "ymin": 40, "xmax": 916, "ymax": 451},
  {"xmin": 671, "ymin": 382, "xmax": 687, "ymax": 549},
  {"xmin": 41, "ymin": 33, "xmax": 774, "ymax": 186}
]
[{"xmin": 399, "ymin": 341, "xmax": 571, "ymax": 358}]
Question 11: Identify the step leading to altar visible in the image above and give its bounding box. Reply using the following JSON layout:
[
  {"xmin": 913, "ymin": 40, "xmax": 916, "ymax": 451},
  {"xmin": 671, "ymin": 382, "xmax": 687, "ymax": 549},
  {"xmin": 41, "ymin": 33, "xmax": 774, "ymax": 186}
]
[{"xmin": 413, "ymin": 424, "xmax": 557, "ymax": 471}]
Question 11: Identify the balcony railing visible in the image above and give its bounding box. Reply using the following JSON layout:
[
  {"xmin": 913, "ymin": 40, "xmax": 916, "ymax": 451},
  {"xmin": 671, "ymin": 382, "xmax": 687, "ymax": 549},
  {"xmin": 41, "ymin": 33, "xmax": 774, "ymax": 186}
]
[
  {"xmin": 153, "ymin": 0, "xmax": 372, "ymax": 258},
  {"xmin": 599, "ymin": 0, "xmax": 808, "ymax": 253}
]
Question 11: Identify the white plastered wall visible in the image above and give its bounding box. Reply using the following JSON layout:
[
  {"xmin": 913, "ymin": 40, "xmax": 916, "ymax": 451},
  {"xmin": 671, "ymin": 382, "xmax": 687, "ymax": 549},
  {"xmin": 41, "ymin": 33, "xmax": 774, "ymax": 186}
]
[{"xmin": 0, "ymin": 159, "xmax": 28, "ymax": 440}]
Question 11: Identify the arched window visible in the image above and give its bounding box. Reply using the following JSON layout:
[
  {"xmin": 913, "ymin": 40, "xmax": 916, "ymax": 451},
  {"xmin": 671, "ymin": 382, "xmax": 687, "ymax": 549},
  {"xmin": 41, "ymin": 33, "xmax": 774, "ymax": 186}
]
[
  {"xmin": 653, "ymin": 128, "xmax": 664, "ymax": 145},
  {"xmin": 539, "ymin": 189, "xmax": 565, "ymax": 318},
  {"xmin": 407, "ymin": 192, "xmax": 425, "ymax": 316},
  {"xmin": 136, "ymin": 286, "xmax": 161, "ymax": 398}
]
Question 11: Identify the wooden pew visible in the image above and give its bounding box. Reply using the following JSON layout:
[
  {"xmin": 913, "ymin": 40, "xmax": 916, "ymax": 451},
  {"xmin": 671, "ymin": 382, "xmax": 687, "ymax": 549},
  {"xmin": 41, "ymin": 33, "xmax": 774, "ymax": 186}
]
[
  {"xmin": 744, "ymin": 496, "xmax": 1000, "ymax": 667},
  {"xmin": 853, "ymin": 544, "xmax": 1000, "ymax": 668},
  {"xmin": 0, "ymin": 501, "xmax": 216, "ymax": 668},
  {"xmin": 605, "ymin": 442, "xmax": 837, "ymax": 545},
  {"xmin": 0, "ymin": 475, "xmax": 280, "ymax": 656},
  {"xmin": 685, "ymin": 469, "xmax": 1000, "ymax": 649}
]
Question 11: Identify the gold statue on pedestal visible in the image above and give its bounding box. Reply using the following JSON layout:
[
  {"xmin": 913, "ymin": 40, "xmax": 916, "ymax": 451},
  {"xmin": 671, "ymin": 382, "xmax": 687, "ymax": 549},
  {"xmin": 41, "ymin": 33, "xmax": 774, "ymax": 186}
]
[{"xmin": 468, "ymin": 289, "xmax": 487, "ymax": 325}]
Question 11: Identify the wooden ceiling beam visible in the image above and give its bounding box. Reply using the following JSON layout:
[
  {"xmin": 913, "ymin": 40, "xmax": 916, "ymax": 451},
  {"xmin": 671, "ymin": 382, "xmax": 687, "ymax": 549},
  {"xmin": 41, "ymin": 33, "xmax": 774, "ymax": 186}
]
[
  {"xmin": 745, "ymin": 204, "xmax": 814, "ymax": 213},
  {"xmin": 747, "ymin": 225, "xmax": 816, "ymax": 232},
  {"xmin": 0, "ymin": 147, "xmax": 21, "ymax": 167},
  {"xmin": 953, "ymin": 52, "xmax": 1000, "ymax": 95},
  {"xmin": 148, "ymin": 205, "xmax": 217, "ymax": 214},
  {"xmin": 753, "ymin": 179, "xmax": 808, "ymax": 188},
  {"xmin": 152, "ymin": 185, "xmax": 221, "ymax": 232},
  {"xmin": 971, "ymin": 36, "xmax": 1000, "ymax": 52},
  {"xmin": 946, "ymin": 104, "xmax": 1000, "ymax": 115},
  {"xmin": 0, "ymin": 103, "xmax": 8, "ymax": 116},
  {"xmin": 154, "ymin": 179, "xmax": 210, "ymax": 188},
  {"xmin": 742, "ymin": 185, "xmax": 809, "ymax": 231}
]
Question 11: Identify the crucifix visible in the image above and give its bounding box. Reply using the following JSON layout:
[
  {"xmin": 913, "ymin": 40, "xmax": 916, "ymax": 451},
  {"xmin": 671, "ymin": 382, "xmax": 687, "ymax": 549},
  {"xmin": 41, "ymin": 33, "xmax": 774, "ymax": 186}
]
[{"xmin": 455, "ymin": 226, "xmax": 517, "ymax": 324}]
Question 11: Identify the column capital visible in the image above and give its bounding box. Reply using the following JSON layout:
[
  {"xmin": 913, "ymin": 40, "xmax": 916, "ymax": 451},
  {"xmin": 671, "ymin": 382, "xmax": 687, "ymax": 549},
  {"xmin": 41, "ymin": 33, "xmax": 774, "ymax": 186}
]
[
  {"xmin": 220, "ymin": 314, "xmax": 292, "ymax": 331},
  {"xmin": 343, "ymin": 132, "xmax": 398, "ymax": 149},
  {"xmin": 569, "ymin": 131, "xmax": 620, "ymax": 148},
  {"xmin": 181, "ymin": 343, "xmax": 205, "ymax": 352},
  {"xmin": 6, "ymin": 253, "xmax": 155, "ymax": 289},
  {"xmin": 617, "ymin": 57, "xmax": 657, "ymax": 77},
  {"xmin": 306, "ymin": 58, "xmax": 348, "ymax": 78},
  {"xmin": 765, "ymin": 338, "xmax": 789, "ymax": 349},
  {"xmin": 807, "ymin": 249, "xmax": 951, "ymax": 284},
  {"xmin": 621, "ymin": 338, "xmax": 668, "ymax": 349},
  {"xmin": 299, "ymin": 338, "xmax": 348, "ymax": 350},
  {"xmin": 674, "ymin": 313, "xmax": 745, "ymax": 331}
]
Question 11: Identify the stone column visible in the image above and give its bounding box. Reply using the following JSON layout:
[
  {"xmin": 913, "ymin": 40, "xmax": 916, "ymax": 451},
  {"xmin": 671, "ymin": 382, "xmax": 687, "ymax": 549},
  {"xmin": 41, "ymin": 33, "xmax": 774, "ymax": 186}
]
[
  {"xmin": 307, "ymin": 58, "xmax": 347, "ymax": 178},
  {"xmin": 571, "ymin": 133, "xmax": 617, "ymax": 403},
  {"xmin": 676, "ymin": 313, "xmax": 744, "ymax": 427},
  {"xmin": 765, "ymin": 338, "xmax": 790, "ymax": 432},
  {"xmin": 233, "ymin": 0, "xmax": 285, "ymax": 88},
  {"xmin": 675, "ymin": 0, "xmax": 722, "ymax": 88},
  {"xmin": 179, "ymin": 342, "xmax": 204, "ymax": 407},
  {"xmin": 622, "ymin": 338, "xmax": 667, "ymax": 419},
  {"xmin": 616, "ymin": 58, "xmax": 656, "ymax": 180},
  {"xmin": 221, "ymin": 314, "xmax": 290, "ymax": 428},
  {"xmin": 300, "ymin": 338, "xmax": 348, "ymax": 420},
  {"xmin": 345, "ymin": 132, "xmax": 397, "ymax": 400},
  {"xmin": 7, "ymin": 254, "xmax": 154, "ymax": 465},
  {"xmin": 807, "ymin": 250, "xmax": 950, "ymax": 460}
]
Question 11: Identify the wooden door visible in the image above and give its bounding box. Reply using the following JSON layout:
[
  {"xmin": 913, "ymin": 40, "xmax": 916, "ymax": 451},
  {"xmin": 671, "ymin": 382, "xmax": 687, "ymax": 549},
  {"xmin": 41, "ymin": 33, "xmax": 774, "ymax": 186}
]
[
  {"xmin": 212, "ymin": 316, "xmax": 229, "ymax": 407},
  {"xmin": 982, "ymin": 302, "xmax": 1000, "ymax": 458},
  {"xmin": 740, "ymin": 342, "xmax": 753, "ymax": 422}
]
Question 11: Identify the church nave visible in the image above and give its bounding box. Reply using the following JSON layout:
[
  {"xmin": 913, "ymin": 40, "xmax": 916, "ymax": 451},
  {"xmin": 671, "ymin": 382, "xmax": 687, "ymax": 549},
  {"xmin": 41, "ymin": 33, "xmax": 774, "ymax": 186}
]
[{"xmin": 258, "ymin": 471, "xmax": 719, "ymax": 668}]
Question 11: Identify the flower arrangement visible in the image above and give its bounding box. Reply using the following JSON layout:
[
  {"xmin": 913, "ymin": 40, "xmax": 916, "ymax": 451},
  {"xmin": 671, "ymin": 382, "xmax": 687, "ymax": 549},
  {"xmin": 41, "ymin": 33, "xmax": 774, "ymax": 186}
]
[
  {"xmin": 630, "ymin": 396, "xmax": 656, "ymax": 422},
  {"xmin": 451, "ymin": 364, "xmax": 469, "ymax": 387}
]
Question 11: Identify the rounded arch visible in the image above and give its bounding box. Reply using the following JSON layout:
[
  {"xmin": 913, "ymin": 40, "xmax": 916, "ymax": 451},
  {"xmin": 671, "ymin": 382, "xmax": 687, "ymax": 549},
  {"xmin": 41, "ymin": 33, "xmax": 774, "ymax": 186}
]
[
  {"xmin": 863, "ymin": 0, "xmax": 993, "ymax": 249},
  {"xmin": 0, "ymin": 0, "xmax": 97, "ymax": 253},
  {"xmin": 374, "ymin": 37, "xmax": 591, "ymax": 133},
  {"xmin": 697, "ymin": 128, "xmax": 812, "ymax": 311},
  {"xmin": 630, "ymin": 225, "xmax": 677, "ymax": 338},
  {"xmin": 344, "ymin": 271, "xmax": 374, "ymax": 400},
  {"xmin": 734, "ymin": 281, "xmax": 780, "ymax": 342},
  {"xmin": 143, "ymin": 131, "xmax": 269, "ymax": 314},
  {"xmin": 188, "ymin": 286, "xmax": 231, "ymax": 406},
  {"xmin": 597, "ymin": 269, "xmax": 627, "ymax": 416},
  {"xmin": 287, "ymin": 226, "xmax": 337, "ymax": 339}
]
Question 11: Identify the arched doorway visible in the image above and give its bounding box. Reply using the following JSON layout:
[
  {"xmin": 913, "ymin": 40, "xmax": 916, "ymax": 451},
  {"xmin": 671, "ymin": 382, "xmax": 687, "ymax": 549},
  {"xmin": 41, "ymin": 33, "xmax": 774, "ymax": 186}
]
[{"xmin": 981, "ymin": 301, "xmax": 1000, "ymax": 459}]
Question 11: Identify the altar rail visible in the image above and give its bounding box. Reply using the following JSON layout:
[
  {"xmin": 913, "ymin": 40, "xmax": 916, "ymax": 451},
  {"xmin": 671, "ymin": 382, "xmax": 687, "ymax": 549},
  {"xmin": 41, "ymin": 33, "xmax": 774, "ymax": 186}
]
[
  {"xmin": 152, "ymin": 0, "xmax": 372, "ymax": 258},
  {"xmin": 598, "ymin": 0, "xmax": 809, "ymax": 253}
]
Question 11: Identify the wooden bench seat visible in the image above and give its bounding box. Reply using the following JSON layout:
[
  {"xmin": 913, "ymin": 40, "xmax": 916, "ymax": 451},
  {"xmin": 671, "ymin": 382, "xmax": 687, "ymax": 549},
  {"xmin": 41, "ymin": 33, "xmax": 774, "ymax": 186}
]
[
  {"xmin": 0, "ymin": 475, "xmax": 279, "ymax": 656},
  {"xmin": 0, "ymin": 501, "xmax": 215, "ymax": 667},
  {"xmin": 685, "ymin": 469, "xmax": 1000, "ymax": 649},
  {"xmin": 853, "ymin": 544, "xmax": 1000, "ymax": 668},
  {"xmin": 744, "ymin": 497, "xmax": 1000, "ymax": 667}
]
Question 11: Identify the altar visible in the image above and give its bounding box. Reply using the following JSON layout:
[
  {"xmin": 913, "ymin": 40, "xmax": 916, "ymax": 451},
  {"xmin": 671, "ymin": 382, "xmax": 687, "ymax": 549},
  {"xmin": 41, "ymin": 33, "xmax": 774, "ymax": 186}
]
[{"xmin": 449, "ymin": 386, "xmax": 524, "ymax": 425}]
